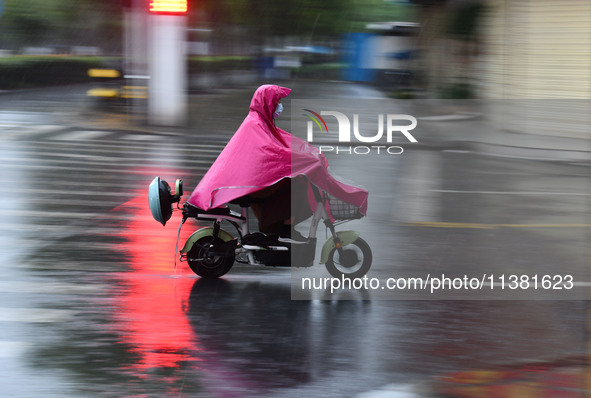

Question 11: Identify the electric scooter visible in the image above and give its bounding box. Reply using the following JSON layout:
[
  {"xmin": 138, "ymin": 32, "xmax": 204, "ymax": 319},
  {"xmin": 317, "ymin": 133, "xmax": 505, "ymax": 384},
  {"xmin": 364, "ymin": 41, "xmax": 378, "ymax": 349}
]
[{"xmin": 148, "ymin": 177, "xmax": 372, "ymax": 279}]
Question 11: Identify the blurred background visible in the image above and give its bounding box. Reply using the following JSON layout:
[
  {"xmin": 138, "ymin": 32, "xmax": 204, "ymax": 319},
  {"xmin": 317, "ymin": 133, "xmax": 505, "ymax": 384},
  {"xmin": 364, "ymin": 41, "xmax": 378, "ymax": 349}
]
[
  {"xmin": 1, "ymin": 0, "xmax": 589, "ymax": 98},
  {"xmin": 1, "ymin": 0, "xmax": 591, "ymax": 397},
  {"xmin": 1, "ymin": 0, "xmax": 589, "ymax": 136}
]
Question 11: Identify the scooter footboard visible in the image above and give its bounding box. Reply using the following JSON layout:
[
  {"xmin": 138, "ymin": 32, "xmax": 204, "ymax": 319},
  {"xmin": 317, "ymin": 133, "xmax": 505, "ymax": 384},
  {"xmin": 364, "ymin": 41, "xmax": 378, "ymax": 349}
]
[
  {"xmin": 254, "ymin": 238, "xmax": 316, "ymax": 268},
  {"xmin": 292, "ymin": 238, "xmax": 316, "ymax": 268}
]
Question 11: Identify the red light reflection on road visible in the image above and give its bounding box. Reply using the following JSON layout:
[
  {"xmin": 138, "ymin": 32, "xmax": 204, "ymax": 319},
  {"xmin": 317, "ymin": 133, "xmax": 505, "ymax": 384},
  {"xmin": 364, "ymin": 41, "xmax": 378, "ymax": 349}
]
[
  {"xmin": 110, "ymin": 179, "xmax": 197, "ymax": 375},
  {"xmin": 107, "ymin": 176, "xmax": 266, "ymax": 396}
]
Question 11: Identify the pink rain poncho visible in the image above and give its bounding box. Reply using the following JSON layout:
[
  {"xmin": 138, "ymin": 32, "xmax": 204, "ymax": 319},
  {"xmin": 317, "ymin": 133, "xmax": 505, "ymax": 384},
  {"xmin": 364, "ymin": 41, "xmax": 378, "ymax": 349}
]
[{"xmin": 187, "ymin": 84, "xmax": 368, "ymax": 217}]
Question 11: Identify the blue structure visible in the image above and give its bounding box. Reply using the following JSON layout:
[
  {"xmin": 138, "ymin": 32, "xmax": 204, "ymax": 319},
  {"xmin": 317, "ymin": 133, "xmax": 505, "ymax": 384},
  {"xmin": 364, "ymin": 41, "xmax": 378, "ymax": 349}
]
[{"xmin": 342, "ymin": 33, "xmax": 377, "ymax": 83}]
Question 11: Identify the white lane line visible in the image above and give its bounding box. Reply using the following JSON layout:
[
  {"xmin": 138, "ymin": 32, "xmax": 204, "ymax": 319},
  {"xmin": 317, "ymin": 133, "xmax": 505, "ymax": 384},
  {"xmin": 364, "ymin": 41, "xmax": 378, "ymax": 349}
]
[
  {"xmin": 51, "ymin": 130, "xmax": 111, "ymax": 141},
  {"xmin": 0, "ymin": 308, "xmax": 76, "ymax": 323},
  {"xmin": 0, "ymin": 224, "xmax": 115, "ymax": 233},
  {"xmin": 0, "ymin": 209, "xmax": 159, "ymax": 221},
  {"xmin": 396, "ymin": 151, "xmax": 440, "ymax": 223},
  {"xmin": 122, "ymin": 134, "xmax": 164, "ymax": 141},
  {"xmin": 0, "ymin": 341, "xmax": 31, "ymax": 358},
  {"xmin": 418, "ymin": 113, "xmax": 481, "ymax": 121},
  {"xmin": 0, "ymin": 281, "xmax": 104, "ymax": 294},
  {"xmin": 432, "ymin": 189, "xmax": 591, "ymax": 196},
  {"xmin": 0, "ymin": 210, "xmax": 102, "ymax": 218},
  {"xmin": 23, "ymin": 138, "xmax": 227, "ymax": 152},
  {"xmin": 355, "ymin": 383, "xmax": 422, "ymax": 398},
  {"xmin": 2, "ymin": 188, "xmax": 137, "ymax": 197},
  {"xmin": 4, "ymin": 146, "xmax": 223, "ymax": 159},
  {"xmin": 27, "ymin": 139, "xmax": 226, "ymax": 150},
  {"xmin": 0, "ymin": 163, "xmax": 188, "ymax": 174},
  {"xmin": 0, "ymin": 155, "xmax": 217, "ymax": 167}
]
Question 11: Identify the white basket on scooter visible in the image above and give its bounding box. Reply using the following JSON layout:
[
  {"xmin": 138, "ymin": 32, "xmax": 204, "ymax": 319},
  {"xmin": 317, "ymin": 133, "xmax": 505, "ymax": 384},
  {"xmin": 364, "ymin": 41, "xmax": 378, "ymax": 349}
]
[{"xmin": 327, "ymin": 194, "xmax": 363, "ymax": 220}]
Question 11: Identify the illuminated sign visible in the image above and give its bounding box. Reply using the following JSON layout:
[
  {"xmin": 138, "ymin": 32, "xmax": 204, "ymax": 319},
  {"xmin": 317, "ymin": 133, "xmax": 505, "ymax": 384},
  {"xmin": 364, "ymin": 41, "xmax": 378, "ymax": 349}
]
[{"xmin": 149, "ymin": 0, "xmax": 188, "ymax": 14}]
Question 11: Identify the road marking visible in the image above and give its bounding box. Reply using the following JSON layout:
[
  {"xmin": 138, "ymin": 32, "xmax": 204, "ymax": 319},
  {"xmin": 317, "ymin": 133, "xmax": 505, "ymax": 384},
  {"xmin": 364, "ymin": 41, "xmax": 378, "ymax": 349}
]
[
  {"xmin": 51, "ymin": 130, "xmax": 111, "ymax": 141},
  {"xmin": 355, "ymin": 383, "xmax": 421, "ymax": 398},
  {"xmin": 20, "ymin": 137, "xmax": 227, "ymax": 151},
  {"xmin": 0, "ymin": 281, "xmax": 104, "ymax": 294},
  {"xmin": 418, "ymin": 112, "xmax": 481, "ymax": 121},
  {"xmin": 406, "ymin": 221, "xmax": 591, "ymax": 229},
  {"xmin": 0, "ymin": 341, "xmax": 31, "ymax": 358},
  {"xmin": 432, "ymin": 189, "xmax": 591, "ymax": 196},
  {"xmin": 0, "ymin": 209, "xmax": 103, "ymax": 218},
  {"xmin": 122, "ymin": 134, "xmax": 164, "ymax": 141},
  {"xmin": 0, "ymin": 308, "xmax": 76, "ymax": 323},
  {"xmin": 7, "ymin": 140, "xmax": 225, "ymax": 158},
  {"xmin": 396, "ymin": 151, "xmax": 440, "ymax": 223},
  {"xmin": 3, "ymin": 187, "xmax": 136, "ymax": 197},
  {"xmin": 0, "ymin": 154, "xmax": 217, "ymax": 168}
]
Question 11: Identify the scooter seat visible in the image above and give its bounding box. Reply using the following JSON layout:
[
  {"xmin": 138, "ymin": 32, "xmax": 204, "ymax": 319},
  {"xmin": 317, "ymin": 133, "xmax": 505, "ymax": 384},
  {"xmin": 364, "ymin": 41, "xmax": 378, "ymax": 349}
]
[
  {"xmin": 183, "ymin": 203, "xmax": 231, "ymax": 217},
  {"xmin": 229, "ymin": 196, "xmax": 264, "ymax": 207},
  {"xmin": 201, "ymin": 207, "xmax": 232, "ymax": 216}
]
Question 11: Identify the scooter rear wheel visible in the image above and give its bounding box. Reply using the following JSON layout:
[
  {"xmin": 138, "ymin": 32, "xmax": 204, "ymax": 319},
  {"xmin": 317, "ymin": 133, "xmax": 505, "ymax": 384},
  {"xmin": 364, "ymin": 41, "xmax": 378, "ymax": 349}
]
[
  {"xmin": 325, "ymin": 237, "xmax": 372, "ymax": 280},
  {"xmin": 187, "ymin": 236, "xmax": 235, "ymax": 279}
]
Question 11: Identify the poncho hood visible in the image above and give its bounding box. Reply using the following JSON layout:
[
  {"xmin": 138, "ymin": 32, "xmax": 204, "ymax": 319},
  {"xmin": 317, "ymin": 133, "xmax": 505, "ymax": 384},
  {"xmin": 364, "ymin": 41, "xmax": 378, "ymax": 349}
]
[{"xmin": 250, "ymin": 84, "xmax": 291, "ymax": 121}]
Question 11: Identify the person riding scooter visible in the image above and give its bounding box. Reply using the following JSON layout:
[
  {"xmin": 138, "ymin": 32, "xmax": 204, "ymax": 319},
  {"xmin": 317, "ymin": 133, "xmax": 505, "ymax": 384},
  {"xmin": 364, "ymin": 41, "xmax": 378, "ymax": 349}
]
[{"xmin": 186, "ymin": 84, "xmax": 368, "ymax": 245}]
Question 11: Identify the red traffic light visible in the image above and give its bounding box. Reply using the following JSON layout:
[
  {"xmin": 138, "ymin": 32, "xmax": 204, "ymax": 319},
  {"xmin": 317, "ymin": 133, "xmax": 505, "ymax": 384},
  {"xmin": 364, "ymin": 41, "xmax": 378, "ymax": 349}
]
[{"xmin": 149, "ymin": 0, "xmax": 188, "ymax": 14}]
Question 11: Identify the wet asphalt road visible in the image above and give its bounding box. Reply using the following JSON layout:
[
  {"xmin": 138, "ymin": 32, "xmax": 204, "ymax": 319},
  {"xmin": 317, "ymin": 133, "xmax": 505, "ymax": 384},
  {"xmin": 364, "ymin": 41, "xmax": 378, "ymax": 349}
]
[{"xmin": 0, "ymin": 83, "xmax": 590, "ymax": 397}]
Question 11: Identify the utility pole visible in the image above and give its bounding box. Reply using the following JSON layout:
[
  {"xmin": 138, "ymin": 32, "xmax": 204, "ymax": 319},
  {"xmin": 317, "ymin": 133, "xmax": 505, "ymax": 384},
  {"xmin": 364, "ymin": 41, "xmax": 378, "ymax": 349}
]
[
  {"xmin": 147, "ymin": 0, "xmax": 188, "ymax": 127},
  {"xmin": 123, "ymin": 0, "xmax": 149, "ymax": 118}
]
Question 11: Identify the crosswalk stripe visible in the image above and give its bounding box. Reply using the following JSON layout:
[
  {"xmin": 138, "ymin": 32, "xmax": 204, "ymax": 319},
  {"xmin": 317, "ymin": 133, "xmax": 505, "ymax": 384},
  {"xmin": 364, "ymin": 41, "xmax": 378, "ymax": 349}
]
[
  {"xmin": 0, "ymin": 152, "xmax": 220, "ymax": 167},
  {"xmin": 0, "ymin": 341, "xmax": 31, "ymax": 358},
  {"xmin": 17, "ymin": 137, "xmax": 227, "ymax": 153},
  {"xmin": 0, "ymin": 132, "xmax": 226, "ymax": 242},
  {"xmin": 51, "ymin": 130, "xmax": 112, "ymax": 141},
  {"xmin": 0, "ymin": 281, "xmax": 107, "ymax": 294},
  {"xmin": 12, "ymin": 145, "xmax": 224, "ymax": 158},
  {"xmin": 0, "ymin": 308, "xmax": 76, "ymax": 323},
  {"xmin": 2, "ymin": 124, "xmax": 234, "ymax": 144},
  {"xmin": 121, "ymin": 134, "xmax": 167, "ymax": 141},
  {"xmin": 0, "ymin": 209, "xmax": 103, "ymax": 218}
]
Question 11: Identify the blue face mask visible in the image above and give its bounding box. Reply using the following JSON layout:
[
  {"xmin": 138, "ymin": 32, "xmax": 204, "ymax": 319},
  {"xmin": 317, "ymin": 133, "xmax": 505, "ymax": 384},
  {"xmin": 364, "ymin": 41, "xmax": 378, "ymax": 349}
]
[{"xmin": 273, "ymin": 103, "xmax": 283, "ymax": 118}]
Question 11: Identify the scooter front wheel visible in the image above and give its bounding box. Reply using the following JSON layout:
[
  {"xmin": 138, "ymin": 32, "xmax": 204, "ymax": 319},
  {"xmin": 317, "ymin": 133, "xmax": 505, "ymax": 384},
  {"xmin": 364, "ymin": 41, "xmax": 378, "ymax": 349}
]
[
  {"xmin": 187, "ymin": 236, "xmax": 235, "ymax": 279},
  {"xmin": 325, "ymin": 237, "xmax": 372, "ymax": 280}
]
